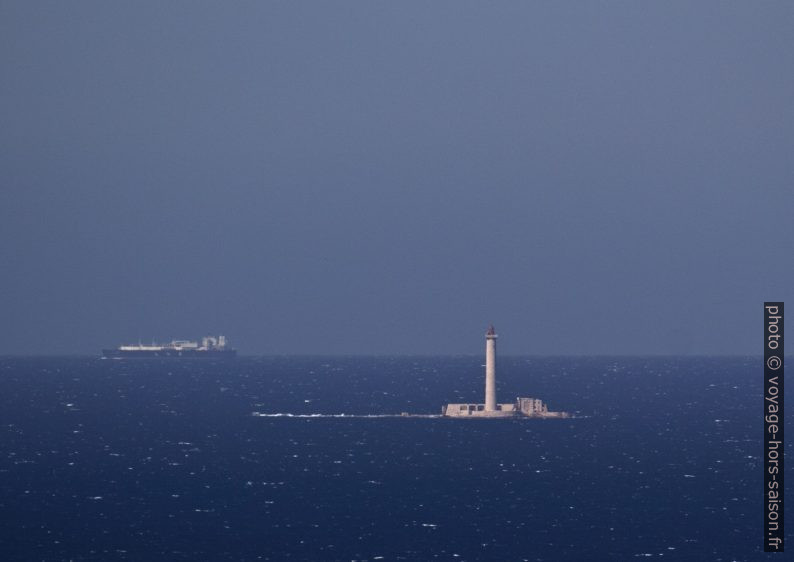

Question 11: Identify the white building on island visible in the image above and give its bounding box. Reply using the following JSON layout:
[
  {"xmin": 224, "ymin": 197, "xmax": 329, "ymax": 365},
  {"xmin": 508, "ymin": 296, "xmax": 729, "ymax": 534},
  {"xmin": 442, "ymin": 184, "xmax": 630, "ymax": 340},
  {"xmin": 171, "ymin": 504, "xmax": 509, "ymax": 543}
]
[{"xmin": 441, "ymin": 325, "xmax": 569, "ymax": 418}]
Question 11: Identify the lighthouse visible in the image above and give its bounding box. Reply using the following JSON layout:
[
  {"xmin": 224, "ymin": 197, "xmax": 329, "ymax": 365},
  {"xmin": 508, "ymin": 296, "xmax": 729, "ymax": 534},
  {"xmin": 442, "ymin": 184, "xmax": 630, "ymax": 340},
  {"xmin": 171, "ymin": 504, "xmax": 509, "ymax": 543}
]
[
  {"xmin": 484, "ymin": 324, "xmax": 497, "ymax": 411},
  {"xmin": 440, "ymin": 325, "xmax": 569, "ymax": 418}
]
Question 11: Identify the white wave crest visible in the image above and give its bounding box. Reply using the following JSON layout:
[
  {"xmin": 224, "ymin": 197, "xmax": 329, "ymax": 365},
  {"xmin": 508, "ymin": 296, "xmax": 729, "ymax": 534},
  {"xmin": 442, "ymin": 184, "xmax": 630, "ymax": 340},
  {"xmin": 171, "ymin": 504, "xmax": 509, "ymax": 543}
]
[{"xmin": 251, "ymin": 412, "xmax": 441, "ymax": 419}]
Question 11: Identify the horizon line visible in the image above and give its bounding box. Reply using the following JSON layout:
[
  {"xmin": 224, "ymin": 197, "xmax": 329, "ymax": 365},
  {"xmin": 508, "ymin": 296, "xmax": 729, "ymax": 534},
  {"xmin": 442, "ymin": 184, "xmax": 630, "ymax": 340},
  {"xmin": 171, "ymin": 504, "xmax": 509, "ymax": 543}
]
[{"xmin": 0, "ymin": 352, "xmax": 773, "ymax": 359}]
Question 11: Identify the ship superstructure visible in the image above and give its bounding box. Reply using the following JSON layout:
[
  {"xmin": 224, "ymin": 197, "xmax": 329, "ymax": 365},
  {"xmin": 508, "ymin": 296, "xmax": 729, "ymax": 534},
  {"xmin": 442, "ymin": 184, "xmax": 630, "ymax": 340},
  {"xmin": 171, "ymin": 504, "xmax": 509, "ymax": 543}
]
[
  {"xmin": 441, "ymin": 326, "xmax": 569, "ymax": 418},
  {"xmin": 102, "ymin": 335, "xmax": 236, "ymax": 358}
]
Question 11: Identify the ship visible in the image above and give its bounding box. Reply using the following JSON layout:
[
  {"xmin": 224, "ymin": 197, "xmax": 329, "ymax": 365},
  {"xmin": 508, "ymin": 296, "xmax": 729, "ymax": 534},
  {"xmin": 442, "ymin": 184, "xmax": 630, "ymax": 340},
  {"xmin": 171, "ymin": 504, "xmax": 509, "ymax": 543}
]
[{"xmin": 101, "ymin": 335, "xmax": 237, "ymax": 358}]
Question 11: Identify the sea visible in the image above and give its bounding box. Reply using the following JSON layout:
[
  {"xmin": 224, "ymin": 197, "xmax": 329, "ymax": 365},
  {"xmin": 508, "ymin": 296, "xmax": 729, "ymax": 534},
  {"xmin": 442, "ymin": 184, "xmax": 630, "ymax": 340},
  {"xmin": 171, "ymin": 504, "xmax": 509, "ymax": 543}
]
[{"xmin": 0, "ymin": 355, "xmax": 788, "ymax": 561}]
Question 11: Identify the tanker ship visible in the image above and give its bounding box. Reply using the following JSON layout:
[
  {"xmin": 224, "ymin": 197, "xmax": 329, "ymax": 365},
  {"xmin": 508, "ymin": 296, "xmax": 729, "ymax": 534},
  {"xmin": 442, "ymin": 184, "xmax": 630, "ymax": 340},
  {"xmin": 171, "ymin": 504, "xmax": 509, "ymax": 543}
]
[{"xmin": 102, "ymin": 335, "xmax": 237, "ymax": 358}]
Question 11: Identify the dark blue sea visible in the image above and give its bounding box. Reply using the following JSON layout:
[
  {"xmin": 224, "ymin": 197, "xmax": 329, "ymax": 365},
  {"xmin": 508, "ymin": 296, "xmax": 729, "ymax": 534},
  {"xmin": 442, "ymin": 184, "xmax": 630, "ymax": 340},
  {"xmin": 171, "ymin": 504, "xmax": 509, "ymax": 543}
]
[{"xmin": 0, "ymin": 356, "xmax": 789, "ymax": 560}]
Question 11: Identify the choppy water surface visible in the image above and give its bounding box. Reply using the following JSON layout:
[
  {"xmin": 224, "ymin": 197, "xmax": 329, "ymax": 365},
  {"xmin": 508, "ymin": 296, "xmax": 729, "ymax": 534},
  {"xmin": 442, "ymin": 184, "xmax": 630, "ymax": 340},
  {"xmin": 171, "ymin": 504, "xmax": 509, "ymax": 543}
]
[{"xmin": 0, "ymin": 356, "xmax": 787, "ymax": 560}]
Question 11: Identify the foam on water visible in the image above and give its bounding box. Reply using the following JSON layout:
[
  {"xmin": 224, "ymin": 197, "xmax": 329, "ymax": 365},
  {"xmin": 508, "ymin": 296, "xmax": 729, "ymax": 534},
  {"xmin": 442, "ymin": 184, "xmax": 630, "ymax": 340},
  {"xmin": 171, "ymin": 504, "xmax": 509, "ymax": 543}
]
[
  {"xmin": 252, "ymin": 412, "xmax": 442, "ymax": 418},
  {"xmin": 0, "ymin": 355, "xmax": 786, "ymax": 560}
]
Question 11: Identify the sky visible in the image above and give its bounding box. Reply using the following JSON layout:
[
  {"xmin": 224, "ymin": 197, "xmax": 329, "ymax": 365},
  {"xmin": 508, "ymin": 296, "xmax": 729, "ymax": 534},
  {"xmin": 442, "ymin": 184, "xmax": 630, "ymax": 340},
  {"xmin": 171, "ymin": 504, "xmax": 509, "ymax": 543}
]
[{"xmin": 1, "ymin": 1, "xmax": 792, "ymax": 355}]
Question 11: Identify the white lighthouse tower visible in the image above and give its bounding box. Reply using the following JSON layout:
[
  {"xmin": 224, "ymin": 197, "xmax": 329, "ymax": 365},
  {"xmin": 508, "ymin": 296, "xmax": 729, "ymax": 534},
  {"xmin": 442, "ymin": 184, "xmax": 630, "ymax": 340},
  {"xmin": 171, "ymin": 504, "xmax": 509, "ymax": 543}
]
[
  {"xmin": 440, "ymin": 324, "xmax": 570, "ymax": 418},
  {"xmin": 484, "ymin": 324, "xmax": 497, "ymax": 411}
]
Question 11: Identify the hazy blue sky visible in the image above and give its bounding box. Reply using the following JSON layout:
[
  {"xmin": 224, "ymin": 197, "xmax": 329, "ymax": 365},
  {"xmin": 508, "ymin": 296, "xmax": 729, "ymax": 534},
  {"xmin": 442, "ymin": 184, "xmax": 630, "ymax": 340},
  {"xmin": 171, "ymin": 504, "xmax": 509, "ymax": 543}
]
[{"xmin": 1, "ymin": 2, "xmax": 792, "ymax": 355}]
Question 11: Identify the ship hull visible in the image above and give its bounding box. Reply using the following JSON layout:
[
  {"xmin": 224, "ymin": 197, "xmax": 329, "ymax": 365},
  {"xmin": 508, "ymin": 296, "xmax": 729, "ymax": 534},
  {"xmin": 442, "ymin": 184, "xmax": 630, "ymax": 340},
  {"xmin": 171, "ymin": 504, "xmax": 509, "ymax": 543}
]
[{"xmin": 101, "ymin": 349, "xmax": 237, "ymax": 359}]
